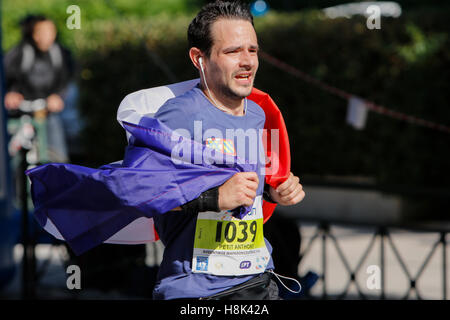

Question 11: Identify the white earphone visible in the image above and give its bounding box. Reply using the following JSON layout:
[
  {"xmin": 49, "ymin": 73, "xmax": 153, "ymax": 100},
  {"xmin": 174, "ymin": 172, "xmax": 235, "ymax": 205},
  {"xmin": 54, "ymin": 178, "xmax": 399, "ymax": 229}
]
[{"xmin": 198, "ymin": 57, "xmax": 204, "ymax": 71}]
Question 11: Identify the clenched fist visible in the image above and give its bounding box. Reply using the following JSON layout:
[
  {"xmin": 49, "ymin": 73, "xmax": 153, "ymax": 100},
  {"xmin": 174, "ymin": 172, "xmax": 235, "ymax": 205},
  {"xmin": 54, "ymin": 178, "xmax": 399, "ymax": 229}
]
[
  {"xmin": 269, "ymin": 172, "xmax": 305, "ymax": 206},
  {"xmin": 218, "ymin": 172, "xmax": 259, "ymax": 211}
]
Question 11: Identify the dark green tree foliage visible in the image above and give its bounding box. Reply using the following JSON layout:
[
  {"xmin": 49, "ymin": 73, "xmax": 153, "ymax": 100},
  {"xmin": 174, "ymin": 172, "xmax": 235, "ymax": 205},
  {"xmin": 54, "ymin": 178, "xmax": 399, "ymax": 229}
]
[
  {"xmin": 10, "ymin": 7, "xmax": 445, "ymax": 189},
  {"xmin": 253, "ymin": 10, "xmax": 449, "ymax": 188}
]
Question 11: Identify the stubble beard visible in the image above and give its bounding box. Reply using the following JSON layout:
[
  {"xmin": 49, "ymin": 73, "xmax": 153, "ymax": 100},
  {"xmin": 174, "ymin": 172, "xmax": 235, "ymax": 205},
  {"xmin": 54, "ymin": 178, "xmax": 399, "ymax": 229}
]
[{"xmin": 218, "ymin": 76, "xmax": 255, "ymax": 101}]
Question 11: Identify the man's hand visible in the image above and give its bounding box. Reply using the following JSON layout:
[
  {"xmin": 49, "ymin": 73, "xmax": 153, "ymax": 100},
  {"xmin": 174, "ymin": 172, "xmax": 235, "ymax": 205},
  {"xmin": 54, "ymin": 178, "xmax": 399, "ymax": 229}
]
[
  {"xmin": 269, "ymin": 172, "xmax": 305, "ymax": 206},
  {"xmin": 218, "ymin": 172, "xmax": 259, "ymax": 211},
  {"xmin": 46, "ymin": 94, "xmax": 65, "ymax": 113},
  {"xmin": 4, "ymin": 92, "xmax": 24, "ymax": 110}
]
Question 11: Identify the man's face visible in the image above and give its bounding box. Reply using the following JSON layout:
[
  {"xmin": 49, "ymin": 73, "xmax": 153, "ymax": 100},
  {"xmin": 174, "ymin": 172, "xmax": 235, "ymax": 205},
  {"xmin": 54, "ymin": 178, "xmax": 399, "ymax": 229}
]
[
  {"xmin": 204, "ymin": 18, "xmax": 259, "ymax": 102},
  {"xmin": 32, "ymin": 20, "xmax": 57, "ymax": 52}
]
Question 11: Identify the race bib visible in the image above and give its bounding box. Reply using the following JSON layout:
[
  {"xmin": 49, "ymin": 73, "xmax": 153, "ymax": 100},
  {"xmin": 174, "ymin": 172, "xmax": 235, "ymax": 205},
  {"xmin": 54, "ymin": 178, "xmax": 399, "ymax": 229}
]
[{"xmin": 192, "ymin": 195, "xmax": 270, "ymax": 276}]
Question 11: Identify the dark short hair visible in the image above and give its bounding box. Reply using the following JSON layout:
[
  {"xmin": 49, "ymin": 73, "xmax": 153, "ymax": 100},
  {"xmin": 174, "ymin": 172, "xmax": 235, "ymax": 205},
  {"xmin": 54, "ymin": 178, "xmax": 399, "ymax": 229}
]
[{"xmin": 188, "ymin": 0, "xmax": 254, "ymax": 58}]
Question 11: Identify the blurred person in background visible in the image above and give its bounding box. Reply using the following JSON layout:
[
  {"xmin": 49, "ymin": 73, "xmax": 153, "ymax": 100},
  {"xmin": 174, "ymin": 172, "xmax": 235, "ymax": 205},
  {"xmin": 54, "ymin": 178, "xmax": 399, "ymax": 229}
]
[{"xmin": 4, "ymin": 14, "xmax": 80, "ymax": 163}]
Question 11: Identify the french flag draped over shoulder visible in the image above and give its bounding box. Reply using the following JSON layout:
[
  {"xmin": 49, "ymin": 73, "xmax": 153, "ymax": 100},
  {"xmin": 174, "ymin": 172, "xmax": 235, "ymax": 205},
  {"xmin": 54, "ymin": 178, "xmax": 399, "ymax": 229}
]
[
  {"xmin": 248, "ymin": 87, "xmax": 291, "ymax": 223},
  {"xmin": 26, "ymin": 79, "xmax": 290, "ymax": 255}
]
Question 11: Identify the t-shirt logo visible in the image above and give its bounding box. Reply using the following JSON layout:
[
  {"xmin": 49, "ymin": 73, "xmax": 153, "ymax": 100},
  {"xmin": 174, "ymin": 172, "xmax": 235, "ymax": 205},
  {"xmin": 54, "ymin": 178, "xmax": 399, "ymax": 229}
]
[{"xmin": 205, "ymin": 137, "xmax": 236, "ymax": 156}]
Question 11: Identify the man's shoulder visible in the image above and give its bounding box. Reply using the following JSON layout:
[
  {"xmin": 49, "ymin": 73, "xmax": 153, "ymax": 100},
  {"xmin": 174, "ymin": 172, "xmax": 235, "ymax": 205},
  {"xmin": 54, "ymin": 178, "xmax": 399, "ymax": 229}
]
[
  {"xmin": 156, "ymin": 87, "xmax": 204, "ymax": 117},
  {"xmin": 153, "ymin": 87, "xmax": 205, "ymax": 131}
]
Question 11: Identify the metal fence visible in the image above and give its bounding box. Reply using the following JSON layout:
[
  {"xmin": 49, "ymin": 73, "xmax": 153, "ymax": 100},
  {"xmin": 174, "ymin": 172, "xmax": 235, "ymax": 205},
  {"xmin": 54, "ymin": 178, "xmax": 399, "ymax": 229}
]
[{"xmin": 298, "ymin": 219, "xmax": 448, "ymax": 300}]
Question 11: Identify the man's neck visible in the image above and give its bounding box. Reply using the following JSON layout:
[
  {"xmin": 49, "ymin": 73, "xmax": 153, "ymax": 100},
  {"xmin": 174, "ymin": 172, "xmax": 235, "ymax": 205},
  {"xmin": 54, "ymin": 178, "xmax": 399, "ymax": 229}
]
[{"xmin": 200, "ymin": 85, "xmax": 245, "ymax": 116}]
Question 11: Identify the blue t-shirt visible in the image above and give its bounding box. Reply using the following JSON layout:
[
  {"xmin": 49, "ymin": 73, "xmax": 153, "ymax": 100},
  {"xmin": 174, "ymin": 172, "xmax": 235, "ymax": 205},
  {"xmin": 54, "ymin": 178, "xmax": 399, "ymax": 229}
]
[{"xmin": 152, "ymin": 86, "xmax": 274, "ymax": 300}]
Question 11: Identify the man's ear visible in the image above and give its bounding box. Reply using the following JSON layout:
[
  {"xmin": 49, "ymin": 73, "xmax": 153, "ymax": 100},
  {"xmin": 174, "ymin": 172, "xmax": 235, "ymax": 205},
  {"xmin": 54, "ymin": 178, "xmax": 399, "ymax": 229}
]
[{"xmin": 189, "ymin": 47, "xmax": 203, "ymax": 71}]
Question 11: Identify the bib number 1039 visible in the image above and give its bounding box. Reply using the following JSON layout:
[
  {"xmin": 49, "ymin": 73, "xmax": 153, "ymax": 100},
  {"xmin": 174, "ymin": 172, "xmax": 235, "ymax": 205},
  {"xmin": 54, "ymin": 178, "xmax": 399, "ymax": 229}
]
[
  {"xmin": 193, "ymin": 212, "xmax": 265, "ymax": 251},
  {"xmin": 215, "ymin": 220, "xmax": 257, "ymax": 243}
]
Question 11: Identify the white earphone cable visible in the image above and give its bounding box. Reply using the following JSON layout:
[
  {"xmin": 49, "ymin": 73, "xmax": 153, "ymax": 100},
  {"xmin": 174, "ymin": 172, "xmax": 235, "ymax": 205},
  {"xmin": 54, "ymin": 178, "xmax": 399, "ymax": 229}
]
[
  {"xmin": 268, "ymin": 269, "xmax": 302, "ymax": 294},
  {"xmin": 199, "ymin": 58, "xmax": 247, "ymax": 115}
]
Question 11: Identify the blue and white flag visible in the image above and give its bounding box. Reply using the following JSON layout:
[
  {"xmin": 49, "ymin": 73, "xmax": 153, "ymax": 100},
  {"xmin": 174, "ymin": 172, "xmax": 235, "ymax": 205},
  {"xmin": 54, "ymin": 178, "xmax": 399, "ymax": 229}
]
[
  {"xmin": 26, "ymin": 79, "xmax": 291, "ymax": 256},
  {"xmin": 26, "ymin": 118, "xmax": 254, "ymax": 255}
]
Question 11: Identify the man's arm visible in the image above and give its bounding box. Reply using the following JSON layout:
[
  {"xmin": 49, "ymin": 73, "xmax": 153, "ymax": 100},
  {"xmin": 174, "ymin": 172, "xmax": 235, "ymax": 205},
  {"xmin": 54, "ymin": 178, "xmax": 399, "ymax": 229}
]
[
  {"xmin": 172, "ymin": 171, "xmax": 259, "ymax": 212},
  {"xmin": 180, "ymin": 186, "xmax": 220, "ymax": 213}
]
